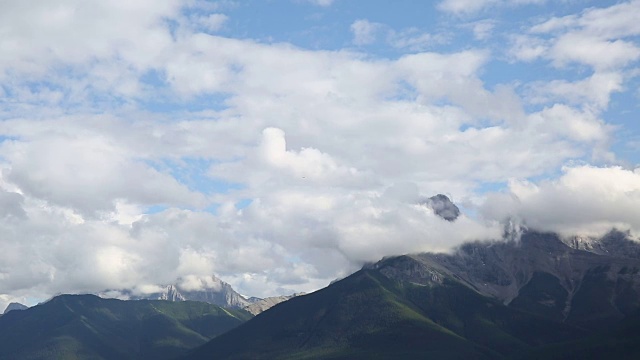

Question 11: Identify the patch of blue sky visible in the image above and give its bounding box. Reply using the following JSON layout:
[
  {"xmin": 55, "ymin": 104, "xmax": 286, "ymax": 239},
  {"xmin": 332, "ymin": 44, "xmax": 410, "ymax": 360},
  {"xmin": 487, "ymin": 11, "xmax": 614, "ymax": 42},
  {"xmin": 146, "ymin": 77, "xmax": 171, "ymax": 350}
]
[
  {"xmin": 201, "ymin": 0, "xmax": 447, "ymax": 53},
  {"xmin": 143, "ymin": 203, "xmax": 221, "ymax": 215},
  {"xmin": 0, "ymin": 135, "xmax": 19, "ymax": 142},
  {"xmin": 211, "ymin": 0, "xmax": 351, "ymax": 48},
  {"xmin": 145, "ymin": 204, "xmax": 168, "ymax": 214},
  {"xmin": 526, "ymin": 168, "xmax": 565, "ymax": 185},
  {"xmin": 142, "ymin": 91, "xmax": 232, "ymax": 114},
  {"xmin": 203, "ymin": 203, "xmax": 221, "ymax": 214},
  {"xmin": 26, "ymin": 297, "xmax": 44, "ymax": 307},
  {"xmin": 148, "ymin": 157, "xmax": 245, "ymax": 195},
  {"xmin": 604, "ymin": 85, "xmax": 640, "ymax": 165},
  {"xmin": 474, "ymin": 181, "xmax": 509, "ymax": 195},
  {"xmin": 285, "ymin": 255, "xmax": 303, "ymax": 264},
  {"xmin": 235, "ymin": 198, "xmax": 253, "ymax": 210}
]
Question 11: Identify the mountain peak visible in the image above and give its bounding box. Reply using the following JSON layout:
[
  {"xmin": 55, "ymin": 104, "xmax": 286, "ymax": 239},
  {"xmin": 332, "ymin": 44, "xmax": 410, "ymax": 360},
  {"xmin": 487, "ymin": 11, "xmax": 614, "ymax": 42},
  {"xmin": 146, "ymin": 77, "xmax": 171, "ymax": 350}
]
[
  {"xmin": 3, "ymin": 302, "xmax": 28, "ymax": 314},
  {"xmin": 130, "ymin": 275, "xmax": 250, "ymax": 308},
  {"xmin": 419, "ymin": 194, "xmax": 460, "ymax": 221}
]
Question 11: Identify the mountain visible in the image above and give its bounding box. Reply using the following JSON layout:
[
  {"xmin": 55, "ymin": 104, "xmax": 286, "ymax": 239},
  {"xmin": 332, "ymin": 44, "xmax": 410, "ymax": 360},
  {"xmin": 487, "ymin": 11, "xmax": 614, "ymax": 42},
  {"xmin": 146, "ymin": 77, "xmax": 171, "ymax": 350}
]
[
  {"xmin": 379, "ymin": 230, "xmax": 640, "ymax": 329},
  {"xmin": 132, "ymin": 275, "xmax": 251, "ymax": 309},
  {"xmin": 184, "ymin": 230, "xmax": 640, "ymax": 359},
  {"xmin": 244, "ymin": 293, "xmax": 305, "ymax": 316},
  {"xmin": 419, "ymin": 194, "xmax": 460, "ymax": 221},
  {"xmin": 2, "ymin": 302, "xmax": 28, "ymax": 314},
  {"xmin": 0, "ymin": 294, "xmax": 252, "ymax": 360}
]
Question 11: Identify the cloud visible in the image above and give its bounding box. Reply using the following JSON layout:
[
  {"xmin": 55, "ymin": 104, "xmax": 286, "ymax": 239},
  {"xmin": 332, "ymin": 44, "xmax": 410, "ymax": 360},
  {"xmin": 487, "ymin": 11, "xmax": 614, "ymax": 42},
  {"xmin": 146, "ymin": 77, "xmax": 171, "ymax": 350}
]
[
  {"xmin": 0, "ymin": 0, "xmax": 638, "ymax": 311},
  {"xmin": 525, "ymin": 72, "xmax": 624, "ymax": 110},
  {"xmin": 304, "ymin": 0, "xmax": 336, "ymax": 6},
  {"xmin": 510, "ymin": 1, "xmax": 640, "ymax": 71},
  {"xmin": 0, "ymin": 127, "xmax": 207, "ymax": 216},
  {"xmin": 387, "ymin": 28, "xmax": 449, "ymax": 51},
  {"xmin": 481, "ymin": 166, "xmax": 640, "ymax": 237},
  {"xmin": 437, "ymin": 0, "xmax": 547, "ymax": 15},
  {"xmin": 350, "ymin": 19, "xmax": 383, "ymax": 45},
  {"xmin": 350, "ymin": 19, "xmax": 446, "ymax": 51},
  {"xmin": 194, "ymin": 13, "xmax": 229, "ymax": 32},
  {"xmin": 469, "ymin": 20, "xmax": 496, "ymax": 40}
]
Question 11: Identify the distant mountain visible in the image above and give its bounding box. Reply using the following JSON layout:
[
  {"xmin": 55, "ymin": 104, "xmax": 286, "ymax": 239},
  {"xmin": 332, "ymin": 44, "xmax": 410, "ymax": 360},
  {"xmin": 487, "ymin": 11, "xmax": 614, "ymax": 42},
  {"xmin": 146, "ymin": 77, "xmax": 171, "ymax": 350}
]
[
  {"xmin": 0, "ymin": 294, "xmax": 251, "ymax": 360},
  {"xmin": 184, "ymin": 230, "xmax": 640, "ymax": 359},
  {"xmin": 131, "ymin": 275, "xmax": 251, "ymax": 309},
  {"xmin": 244, "ymin": 293, "xmax": 305, "ymax": 316},
  {"xmin": 2, "ymin": 302, "xmax": 27, "ymax": 314}
]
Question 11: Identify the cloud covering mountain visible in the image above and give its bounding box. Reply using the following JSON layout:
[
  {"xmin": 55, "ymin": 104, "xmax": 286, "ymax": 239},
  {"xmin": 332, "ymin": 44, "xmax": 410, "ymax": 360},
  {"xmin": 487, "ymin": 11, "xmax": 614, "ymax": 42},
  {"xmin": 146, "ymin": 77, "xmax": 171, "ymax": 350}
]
[{"xmin": 0, "ymin": 0, "xmax": 639, "ymax": 311}]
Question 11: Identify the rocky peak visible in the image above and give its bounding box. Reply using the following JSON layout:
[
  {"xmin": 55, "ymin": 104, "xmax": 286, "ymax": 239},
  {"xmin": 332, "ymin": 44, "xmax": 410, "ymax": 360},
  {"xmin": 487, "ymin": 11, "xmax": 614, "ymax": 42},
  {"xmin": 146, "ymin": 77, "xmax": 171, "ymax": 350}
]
[
  {"xmin": 243, "ymin": 293, "xmax": 305, "ymax": 316},
  {"xmin": 419, "ymin": 194, "xmax": 460, "ymax": 221},
  {"xmin": 125, "ymin": 275, "xmax": 251, "ymax": 308},
  {"xmin": 3, "ymin": 302, "xmax": 28, "ymax": 314},
  {"xmin": 370, "ymin": 230, "xmax": 640, "ymax": 325}
]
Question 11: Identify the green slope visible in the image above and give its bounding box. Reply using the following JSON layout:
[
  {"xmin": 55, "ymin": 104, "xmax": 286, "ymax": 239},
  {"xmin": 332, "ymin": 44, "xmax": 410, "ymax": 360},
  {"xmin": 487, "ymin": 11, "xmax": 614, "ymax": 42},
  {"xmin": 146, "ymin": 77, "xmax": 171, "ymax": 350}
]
[
  {"xmin": 0, "ymin": 294, "xmax": 252, "ymax": 360},
  {"xmin": 185, "ymin": 270, "xmax": 584, "ymax": 360}
]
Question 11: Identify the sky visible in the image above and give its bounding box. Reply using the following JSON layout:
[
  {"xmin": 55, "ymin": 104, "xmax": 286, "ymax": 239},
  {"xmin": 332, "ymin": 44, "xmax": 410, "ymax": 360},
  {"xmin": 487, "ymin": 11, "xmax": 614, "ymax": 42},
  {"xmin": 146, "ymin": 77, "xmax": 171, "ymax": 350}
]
[{"xmin": 1, "ymin": 0, "xmax": 640, "ymax": 310}]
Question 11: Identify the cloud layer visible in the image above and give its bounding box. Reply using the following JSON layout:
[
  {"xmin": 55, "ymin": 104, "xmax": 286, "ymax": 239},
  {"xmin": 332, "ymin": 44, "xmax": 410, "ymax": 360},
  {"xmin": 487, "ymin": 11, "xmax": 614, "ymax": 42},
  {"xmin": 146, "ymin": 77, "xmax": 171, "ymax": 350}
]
[{"xmin": 0, "ymin": 0, "xmax": 638, "ymax": 310}]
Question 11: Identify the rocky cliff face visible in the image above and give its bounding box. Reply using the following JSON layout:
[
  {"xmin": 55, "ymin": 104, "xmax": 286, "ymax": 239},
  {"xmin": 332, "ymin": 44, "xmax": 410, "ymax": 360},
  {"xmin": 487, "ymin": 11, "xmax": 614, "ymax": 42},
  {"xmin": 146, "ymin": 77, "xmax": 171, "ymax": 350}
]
[
  {"xmin": 371, "ymin": 230, "xmax": 640, "ymax": 327},
  {"xmin": 137, "ymin": 275, "xmax": 251, "ymax": 308}
]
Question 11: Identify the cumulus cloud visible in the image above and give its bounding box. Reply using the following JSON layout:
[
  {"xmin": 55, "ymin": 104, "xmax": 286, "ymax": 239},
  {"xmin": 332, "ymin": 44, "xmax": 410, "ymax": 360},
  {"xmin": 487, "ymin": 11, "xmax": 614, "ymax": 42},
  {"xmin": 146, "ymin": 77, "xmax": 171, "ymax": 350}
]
[
  {"xmin": 510, "ymin": 1, "xmax": 640, "ymax": 71},
  {"xmin": 481, "ymin": 166, "xmax": 640, "ymax": 237},
  {"xmin": 0, "ymin": 0, "xmax": 638, "ymax": 312}
]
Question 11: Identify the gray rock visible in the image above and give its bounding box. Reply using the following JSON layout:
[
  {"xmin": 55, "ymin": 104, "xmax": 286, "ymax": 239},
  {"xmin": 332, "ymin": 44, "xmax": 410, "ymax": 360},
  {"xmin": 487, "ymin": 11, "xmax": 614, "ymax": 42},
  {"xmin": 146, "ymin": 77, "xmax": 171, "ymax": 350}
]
[
  {"xmin": 372, "ymin": 230, "xmax": 640, "ymax": 322},
  {"xmin": 243, "ymin": 293, "xmax": 305, "ymax": 315},
  {"xmin": 419, "ymin": 194, "xmax": 460, "ymax": 221},
  {"xmin": 3, "ymin": 302, "xmax": 28, "ymax": 314}
]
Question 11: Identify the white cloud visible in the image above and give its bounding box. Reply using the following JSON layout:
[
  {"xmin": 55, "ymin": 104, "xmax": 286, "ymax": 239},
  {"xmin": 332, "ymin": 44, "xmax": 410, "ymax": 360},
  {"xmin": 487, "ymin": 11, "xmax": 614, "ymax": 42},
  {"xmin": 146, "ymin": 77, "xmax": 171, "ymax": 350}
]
[
  {"xmin": 470, "ymin": 20, "xmax": 496, "ymax": 40},
  {"xmin": 0, "ymin": 0, "xmax": 637, "ymax": 308},
  {"xmin": 0, "ymin": 0, "xmax": 179, "ymax": 99},
  {"xmin": 438, "ymin": 0, "xmax": 547, "ymax": 15},
  {"xmin": 350, "ymin": 19, "xmax": 383, "ymax": 46},
  {"xmin": 511, "ymin": 1, "xmax": 640, "ymax": 71},
  {"xmin": 525, "ymin": 72, "xmax": 624, "ymax": 110},
  {"xmin": 481, "ymin": 166, "xmax": 640, "ymax": 237},
  {"xmin": 0, "ymin": 127, "xmax": 207, "ymax": 216},
  {"xmin": 388, "ymin": 28, "xmax": 448, "ymax": 51},
  {"xmin": 194, "ymin": 13, "xmax": 229, "ymax": 32},
  {"xmin": 551, "ymin": 35, "xmax": 640, "ymax": 70}
]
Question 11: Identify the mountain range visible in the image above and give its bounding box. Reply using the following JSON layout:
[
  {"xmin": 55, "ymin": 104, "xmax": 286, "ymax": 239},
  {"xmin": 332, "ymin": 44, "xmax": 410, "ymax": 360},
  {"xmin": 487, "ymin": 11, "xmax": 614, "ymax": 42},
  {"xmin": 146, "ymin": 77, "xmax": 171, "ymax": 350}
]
[
  {"xmin": 184, "ymin": 230, "xmax": 640, "ymax": 359},
  {"xmin": 122, "ymin": 275, "xmax": 300, "ymax": 315},
  {"xmin": 0, "ymin": 294, "xmax": 251, "ymax": 360},
  {"xmin": 3, "ymin": 229, "xmax": 640, "ymax": 359},
  {"xmin": 134, "ymin": 276, "xmax": 251, "ymax": 309}
]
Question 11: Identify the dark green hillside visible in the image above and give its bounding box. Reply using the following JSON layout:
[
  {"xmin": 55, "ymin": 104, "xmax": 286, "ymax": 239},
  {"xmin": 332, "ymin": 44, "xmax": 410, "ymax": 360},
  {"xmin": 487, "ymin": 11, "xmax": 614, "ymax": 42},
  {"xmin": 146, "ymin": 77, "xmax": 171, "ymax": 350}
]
[
  {"xmin": 0, "ymin": 294, "xmax": 251, "ymax": 360},
  {"xmin": 185, "ymin": 270, "xmax": 584, "ymax": 360}
]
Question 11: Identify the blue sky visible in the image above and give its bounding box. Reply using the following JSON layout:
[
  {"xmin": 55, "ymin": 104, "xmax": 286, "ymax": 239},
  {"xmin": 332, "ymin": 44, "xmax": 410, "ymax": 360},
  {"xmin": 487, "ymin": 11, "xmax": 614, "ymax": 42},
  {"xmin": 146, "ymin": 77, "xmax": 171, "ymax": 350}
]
[{"xmin": 0, "ymin": 0, "xmax": 640, "ymax": 308}]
